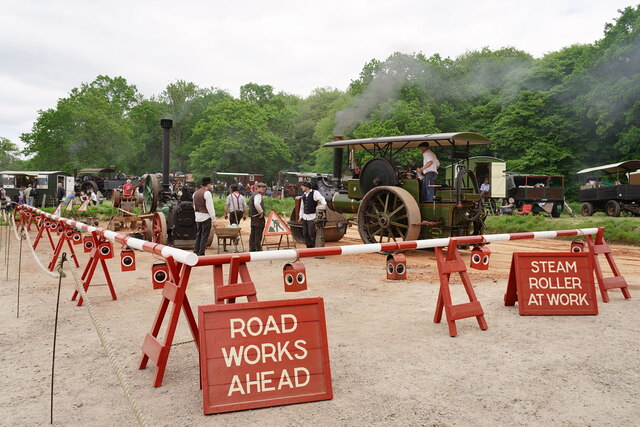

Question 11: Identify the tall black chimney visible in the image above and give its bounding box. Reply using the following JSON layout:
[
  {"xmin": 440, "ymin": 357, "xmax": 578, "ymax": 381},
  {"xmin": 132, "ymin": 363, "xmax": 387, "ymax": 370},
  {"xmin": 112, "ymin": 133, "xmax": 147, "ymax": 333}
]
[
  {"xmin": 160, "ymin": 119, "xmax": 173, "ymax": 200},
  {"xmin": 332, "ymin": 136, "xmax": 344, "ymax": 181}
]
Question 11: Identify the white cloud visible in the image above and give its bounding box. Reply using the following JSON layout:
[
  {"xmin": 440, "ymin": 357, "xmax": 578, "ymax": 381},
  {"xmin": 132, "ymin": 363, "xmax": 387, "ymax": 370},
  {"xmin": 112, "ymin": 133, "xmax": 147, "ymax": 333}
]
[{"xmin": 0, "ymin": 0, "xmax": 635, "ymax": 148}]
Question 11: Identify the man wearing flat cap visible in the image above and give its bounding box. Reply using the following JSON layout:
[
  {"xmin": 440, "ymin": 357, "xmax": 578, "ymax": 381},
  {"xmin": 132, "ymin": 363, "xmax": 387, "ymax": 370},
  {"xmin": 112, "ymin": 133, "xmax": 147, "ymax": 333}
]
[
  {"xmin": 297, "ymin": 181, "xmax": 327, "ymax": 248},
  {"xmin": 416, "ymin": 142, "xmax": 440, "ymax": 202},
  {"xmin": 192, "ymin": 176, "xmax": 217, "ymax": 256},
  {"xmin": 249, "ymin": 182, "xmax": 267, "ymax": 251}
]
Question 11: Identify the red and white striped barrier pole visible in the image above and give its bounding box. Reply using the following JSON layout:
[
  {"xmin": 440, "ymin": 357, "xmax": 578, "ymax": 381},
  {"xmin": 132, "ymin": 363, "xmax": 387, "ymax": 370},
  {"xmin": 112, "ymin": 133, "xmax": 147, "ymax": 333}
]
[
  {"xmin": 21, "ymin": 206, "xmax": 198, "ymax": 267},
  {"xmin": 195, "ymin": 228, "xmax": 601, "ymax": 266}
]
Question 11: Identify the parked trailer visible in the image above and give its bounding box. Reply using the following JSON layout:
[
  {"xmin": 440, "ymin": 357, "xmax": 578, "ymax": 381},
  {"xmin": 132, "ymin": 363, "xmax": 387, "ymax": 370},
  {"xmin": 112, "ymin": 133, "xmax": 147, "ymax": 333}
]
[
  {"xmin": 578, "ymin": 160, "xmax": 640, "ymax": 217},
  {"xmin": 445, "ymin": 158, "xmax": 567, "ymax": 217},
  {"xmin": 75, "ymin": 167, "xmax": 139, "ymax": 197},
  {"xmin": 0, "ymin": 170, "xmax": 73, "ymax": 206}
]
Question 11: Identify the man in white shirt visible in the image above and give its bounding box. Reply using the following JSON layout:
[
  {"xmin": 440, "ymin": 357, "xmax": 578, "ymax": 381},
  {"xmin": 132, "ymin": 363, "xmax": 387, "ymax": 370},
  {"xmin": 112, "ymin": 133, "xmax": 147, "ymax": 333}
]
[
  {"xmin": 480, "ymin": 178, "xmax": 490, "ymax": 198},
  {"xmin": 416, "ymin": 142, "xmax": 439, "ymax": 202},
  {"xmin": 192, "ymin": 177, "xmax": 217, "ymax": 256},
  {"xmin": 297, "ymin": 181, "xmax": 327, "ymax": 248},
  {"xmin": 224, "ymin": 184, "xmax": 247, "ymax": 225}
]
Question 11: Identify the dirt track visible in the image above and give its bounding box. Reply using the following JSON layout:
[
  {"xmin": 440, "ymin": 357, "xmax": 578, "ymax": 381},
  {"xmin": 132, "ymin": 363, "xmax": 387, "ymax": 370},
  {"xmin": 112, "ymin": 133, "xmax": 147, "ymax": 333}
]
[{"xmin": 1, "ymin": 220, "xmax": 639, "ymax": 426}]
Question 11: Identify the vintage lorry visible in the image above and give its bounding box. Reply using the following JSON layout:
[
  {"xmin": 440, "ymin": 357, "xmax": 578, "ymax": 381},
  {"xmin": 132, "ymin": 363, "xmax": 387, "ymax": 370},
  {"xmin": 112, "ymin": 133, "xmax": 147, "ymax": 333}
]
[{"xmin": 577, "ymin": 160, "xmax": 640, "ymax": 216}]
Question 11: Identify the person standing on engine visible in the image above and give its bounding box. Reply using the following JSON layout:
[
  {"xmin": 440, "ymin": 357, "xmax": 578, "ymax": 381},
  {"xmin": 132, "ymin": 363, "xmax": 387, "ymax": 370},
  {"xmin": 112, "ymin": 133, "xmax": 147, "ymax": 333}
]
[
  {"xmin": 192, "ymin": 177, "xmax": 216, "ymax": 256},
  {"xmin": 416, "ymin": 142, "xmax": 439, "ymax": 202},
  {"xmin": 297, "ymin": 181, "xmax": 327, "ymax": 248},
  {"xmin": 249, "ymin": 182, "xmax": 267, "ymax": 251},
  {"xmin": 122, "ymin": 179, "xmax": 134, "ymax": 196}
]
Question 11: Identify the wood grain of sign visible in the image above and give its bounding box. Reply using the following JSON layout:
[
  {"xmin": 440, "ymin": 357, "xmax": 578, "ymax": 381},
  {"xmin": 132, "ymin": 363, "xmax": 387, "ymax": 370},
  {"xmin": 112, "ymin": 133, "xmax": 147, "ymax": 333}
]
[
  {"xmin": 198, "ymin": 298, "xmax": 332, "ymax": 414},
  {"xmin": 504, "ymin": 252, "xmax": 598, "ymax": 315}
]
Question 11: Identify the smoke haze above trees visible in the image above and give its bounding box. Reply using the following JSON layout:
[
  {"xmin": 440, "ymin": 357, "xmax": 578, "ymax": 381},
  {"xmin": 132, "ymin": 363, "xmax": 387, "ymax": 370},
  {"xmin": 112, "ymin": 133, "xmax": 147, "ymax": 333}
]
[{"xmin": 14, "ymin": 6, "xmax": 640, "ymax": 185}]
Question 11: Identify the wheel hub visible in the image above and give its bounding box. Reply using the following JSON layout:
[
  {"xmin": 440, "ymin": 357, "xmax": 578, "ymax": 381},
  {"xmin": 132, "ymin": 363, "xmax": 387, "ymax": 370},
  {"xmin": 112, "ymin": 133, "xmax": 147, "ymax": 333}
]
[{"xmin": 378, "ymin": 214, "xmax": 390, "ymax": 228}]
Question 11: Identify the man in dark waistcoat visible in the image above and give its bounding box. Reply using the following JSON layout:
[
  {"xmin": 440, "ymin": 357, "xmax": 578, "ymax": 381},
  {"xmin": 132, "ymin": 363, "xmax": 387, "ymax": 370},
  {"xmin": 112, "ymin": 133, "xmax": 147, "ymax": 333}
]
[
  {"xmin": 192, "ymin": 176, "xmax": 216, "ymax": 256},
  {"xmin": 297, "ymin": 181, "xmax": 327, "ymax": 248},
  {"xmin": 249, "ymin": 182, "xmax": 267, "ymax": 251}
]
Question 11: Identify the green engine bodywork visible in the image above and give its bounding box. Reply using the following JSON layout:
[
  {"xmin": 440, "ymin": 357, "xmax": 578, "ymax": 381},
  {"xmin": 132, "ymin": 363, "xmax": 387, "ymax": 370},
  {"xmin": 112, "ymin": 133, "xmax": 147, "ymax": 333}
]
[{"xmin": 333, "ymin": 178, "xmax": 482, "ymax": 239}]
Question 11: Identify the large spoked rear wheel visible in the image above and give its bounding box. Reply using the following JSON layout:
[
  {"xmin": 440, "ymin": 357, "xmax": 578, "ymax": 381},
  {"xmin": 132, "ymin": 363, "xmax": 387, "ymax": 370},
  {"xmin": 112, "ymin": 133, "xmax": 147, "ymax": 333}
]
[
  {"xmin": 151, "ymin": 212, "xmax": 168, "ymax": 245},
  {"xmin": 357, "ymin": 186, "xmax": 421, "ymax": 244},
  {"xmin": 143, "ymin": 174, "xmax": 159, "ymax": 214}
]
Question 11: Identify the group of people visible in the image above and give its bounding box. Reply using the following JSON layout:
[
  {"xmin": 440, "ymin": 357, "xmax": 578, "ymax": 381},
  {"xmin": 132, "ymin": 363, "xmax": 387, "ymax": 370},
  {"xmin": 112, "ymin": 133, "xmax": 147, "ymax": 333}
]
[
  {"xmin": 0, "ymin": 184, "xmax": 38, "ymax": 208},
  {"xmin": 55, "ymin": 182, "xmax": 102, "ymax": 206},
  {"xmin": 191, "ymin": 177, "xmax": 328, "ymax": 257}
]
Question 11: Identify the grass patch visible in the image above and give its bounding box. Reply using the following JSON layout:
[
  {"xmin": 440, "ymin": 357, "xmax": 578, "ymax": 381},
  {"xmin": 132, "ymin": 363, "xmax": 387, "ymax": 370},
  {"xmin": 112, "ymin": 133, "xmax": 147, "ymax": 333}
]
[
  {"xmin": 485, "ymin": 213, "xmax": 640, "ymax": 246},
  {"xmin": 41, "ymin": 202, "xmax": 119, "ymax": 220},
  {"xmin": 214, "ymin": 196, "xmax": 295, "ymax": 218}
]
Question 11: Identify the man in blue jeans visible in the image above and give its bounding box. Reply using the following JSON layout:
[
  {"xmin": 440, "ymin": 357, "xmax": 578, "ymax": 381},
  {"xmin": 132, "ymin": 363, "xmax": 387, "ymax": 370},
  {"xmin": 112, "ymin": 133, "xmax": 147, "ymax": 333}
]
[{"xmin": 416, "ymin": 142, "xmax": 439, "ymax": 202}]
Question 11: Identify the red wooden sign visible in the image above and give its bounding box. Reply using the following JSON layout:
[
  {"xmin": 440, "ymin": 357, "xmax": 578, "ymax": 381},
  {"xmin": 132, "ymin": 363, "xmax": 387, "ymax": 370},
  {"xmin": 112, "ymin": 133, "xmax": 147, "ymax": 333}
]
[
  {"xmin": 198, "ymin": 298, "xmax": 332, "ymax": 414},
  {"xmin": 504, "ymin": 252, "xmax": 598, "ymax": 315}
]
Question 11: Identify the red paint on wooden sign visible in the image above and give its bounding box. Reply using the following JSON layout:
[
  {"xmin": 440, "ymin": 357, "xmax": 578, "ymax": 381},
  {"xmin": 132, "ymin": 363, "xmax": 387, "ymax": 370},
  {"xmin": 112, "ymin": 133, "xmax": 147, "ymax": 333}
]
[
  {"xmin": 198, "ymin": 298, "xmax": 332, "ymax": 414},
  {"xmin": 504, "ymin": 252, "xmax": 598, "ymax": 315}
]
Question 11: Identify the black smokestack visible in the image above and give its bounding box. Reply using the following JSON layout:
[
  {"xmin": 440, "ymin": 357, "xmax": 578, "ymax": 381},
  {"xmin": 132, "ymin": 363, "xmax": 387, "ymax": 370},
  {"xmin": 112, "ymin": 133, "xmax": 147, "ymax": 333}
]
[
  {"xmin": 160, "ymin": 119, "xmax": 173, "ymax": 199},
  {"xmin": 333, "ymin": 136, "xmax": 344, "ymax": 180}
]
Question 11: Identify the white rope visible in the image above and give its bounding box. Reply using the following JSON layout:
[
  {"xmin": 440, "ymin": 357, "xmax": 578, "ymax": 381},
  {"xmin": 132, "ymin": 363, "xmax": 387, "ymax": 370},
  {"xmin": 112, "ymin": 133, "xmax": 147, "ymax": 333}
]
[
  {"xmin": 20, "ymin": 227, "xmax": 60, "ymax": 279},
  {"xmin": 64, "ymin": 258, "xmax": 148, "ymax": 427},
  {"xmin": 9, "ymin": 214, "xmax": 22, "ymax": 241}
]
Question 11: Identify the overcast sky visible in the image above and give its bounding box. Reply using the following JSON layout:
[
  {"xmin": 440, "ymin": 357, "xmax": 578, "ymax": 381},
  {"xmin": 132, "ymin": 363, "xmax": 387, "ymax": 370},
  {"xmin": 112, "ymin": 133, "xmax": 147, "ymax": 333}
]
[{"xmin": 0, "ymin": 0, "xmax": 636, "ymax": 149}]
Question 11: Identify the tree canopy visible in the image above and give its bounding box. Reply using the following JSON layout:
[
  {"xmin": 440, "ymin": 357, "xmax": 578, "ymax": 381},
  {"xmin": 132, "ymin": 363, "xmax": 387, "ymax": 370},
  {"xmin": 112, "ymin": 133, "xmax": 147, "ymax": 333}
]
[{"xmin": 8, "ymin": 6, "xmax": 639, "ymax": 189}]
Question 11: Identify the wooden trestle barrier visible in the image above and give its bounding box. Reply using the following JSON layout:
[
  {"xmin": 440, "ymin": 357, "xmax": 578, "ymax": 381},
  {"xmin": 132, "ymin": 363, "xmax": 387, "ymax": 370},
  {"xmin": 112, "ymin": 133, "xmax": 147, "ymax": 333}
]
[
  {"xmin": 585, "ymin": 228, "xmax": 631, "ymax": 302},
  {"xmin": 434, "ymin": 238, "xmax": 488, "ymax": 337},
  {"xmin": 14, "ymin": 206, "xmax": 631, "ymax": 387}
]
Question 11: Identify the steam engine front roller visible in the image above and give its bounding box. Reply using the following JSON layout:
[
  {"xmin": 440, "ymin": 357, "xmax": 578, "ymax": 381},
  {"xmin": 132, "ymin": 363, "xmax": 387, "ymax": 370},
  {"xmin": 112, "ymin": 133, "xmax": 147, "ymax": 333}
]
[
  {"xmin": 288, "ymin": 198, "xmax": 349, "ymax": 243},
  {"xmin": 357, "ymin": 186, "xmax": 421, "ymax": 244}
]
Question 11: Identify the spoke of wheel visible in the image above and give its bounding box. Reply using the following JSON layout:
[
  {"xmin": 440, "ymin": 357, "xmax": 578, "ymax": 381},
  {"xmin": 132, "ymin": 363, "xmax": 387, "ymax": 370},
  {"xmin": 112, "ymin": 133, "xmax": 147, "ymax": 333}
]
[
  {"xmin": 368, "ymin": 225, "xmax": 383, "ymax": 237},
  {"xmin": 389, "ymin": 221, "xmax": 408, "ymax": 229},
  {"xmin": 389, "ymin": 204, "xmax": 405, "ymax": 217},
  {"xmin": 392, "ymin": 225, "xmax": 407, "ymax": 239},
  {"xmin": 374, "ymin": 194, "xmax": 386, "ymax": 209},
  {"xmin": 383, "ymin": 192, "xmax": 390, "ymax": 213}
]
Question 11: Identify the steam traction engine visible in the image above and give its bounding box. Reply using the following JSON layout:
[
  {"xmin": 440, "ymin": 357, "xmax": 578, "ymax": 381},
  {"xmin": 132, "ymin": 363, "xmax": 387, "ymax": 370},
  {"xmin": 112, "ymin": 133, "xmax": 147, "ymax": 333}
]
[
  {"xmin": 136, "ymin": 119, "xmax": 206, "ymax": 249},
  {"xmin": 298, "ymin": 132, "xmax": 490, "ymax": 244}
]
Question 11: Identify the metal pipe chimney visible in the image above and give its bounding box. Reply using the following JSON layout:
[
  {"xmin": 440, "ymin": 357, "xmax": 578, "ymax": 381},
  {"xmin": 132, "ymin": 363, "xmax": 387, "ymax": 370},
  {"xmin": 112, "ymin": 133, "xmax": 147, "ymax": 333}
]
[
  {"xmin": 332, "ymin": 136, "xmax": 344, "ymax": 181},
  {"xmin": 160, "ymin": 119, "xmax": 173, "ymax": 199}
]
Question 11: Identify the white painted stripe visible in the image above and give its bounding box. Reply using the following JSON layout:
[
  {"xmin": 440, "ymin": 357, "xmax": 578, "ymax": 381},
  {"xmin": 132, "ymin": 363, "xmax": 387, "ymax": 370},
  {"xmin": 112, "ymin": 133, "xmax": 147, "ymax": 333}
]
[
  {"xmin": 160, "ymin": 246, "xmax": 199, "ymax": 266},
  {"xmin": 578, "ymin": 228, "xmax": 599, "ymax": 235},
  {"xmin": 103, "ymin": 230, "xmax": 118, "ymax": 241},
  {"xmin": 532, "ymin": 231, "xmax": 558, "ymax": 239},
  {"xmin": 250, "ymin": 249, "xmax": 299, "ymax": 262},
  {"xmin": 341, "ymin": 243, "xmax": 381, "ymax": 255},
  {"xmin": 415, "ymin": 238, "xmax": 450, "ymax": 249},
  {"xmin": 484, "ymin": 234, "xmax": 512, "ymax": 242},
  {"xmin": 125, "ymin": 238, "xmax": 145, "ymax": 251}
]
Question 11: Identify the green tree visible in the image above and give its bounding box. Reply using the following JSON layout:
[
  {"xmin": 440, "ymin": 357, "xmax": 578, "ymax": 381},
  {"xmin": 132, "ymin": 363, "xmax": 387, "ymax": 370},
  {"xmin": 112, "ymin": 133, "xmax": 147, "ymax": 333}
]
[
  {"xmin": 0, "ymin": 137, "xmax": 22, "ymax": 169},
  {"xmin": 189, "ymin": 98, "xmax": 292, "ymax": 181},
  {"xmin": 21, "ymin": 75, "xmax": 139, "ymax": 171},
  {"xmin": 160, "ymin": 81, "xmax": 232, "ymax": 171}
]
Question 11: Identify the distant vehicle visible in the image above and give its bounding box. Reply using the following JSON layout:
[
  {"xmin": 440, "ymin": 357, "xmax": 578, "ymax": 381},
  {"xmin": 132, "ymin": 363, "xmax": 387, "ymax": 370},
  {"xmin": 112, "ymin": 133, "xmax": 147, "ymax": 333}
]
[
  {"xmin": 447, "ymin": 157, "xmax": 566, "ymax": 217},
  {"xmin": 577, "ymin": 160, "xmax": 640, "ymax": 217},
  {"xmin": 1, "ymin": 170, "xmax": 75, "ymax": 206},
  {"xmin": 75, "ymin": 167, "xmax": 138, "ymax": 197},
  {"xmin": 505, "ymin": 173, "xmax": 566, "ymax": 217},
  {"xmin": 275, "ymin": 171, "xmax": 334, "ymax": 198}
]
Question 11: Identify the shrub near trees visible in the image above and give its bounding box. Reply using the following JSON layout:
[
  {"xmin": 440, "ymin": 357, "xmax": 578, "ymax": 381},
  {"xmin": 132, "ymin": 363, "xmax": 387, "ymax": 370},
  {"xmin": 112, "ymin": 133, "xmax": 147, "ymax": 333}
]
[{"xmin": 12, "ymin": 6, "xmax": 640, "ymax": 192}]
